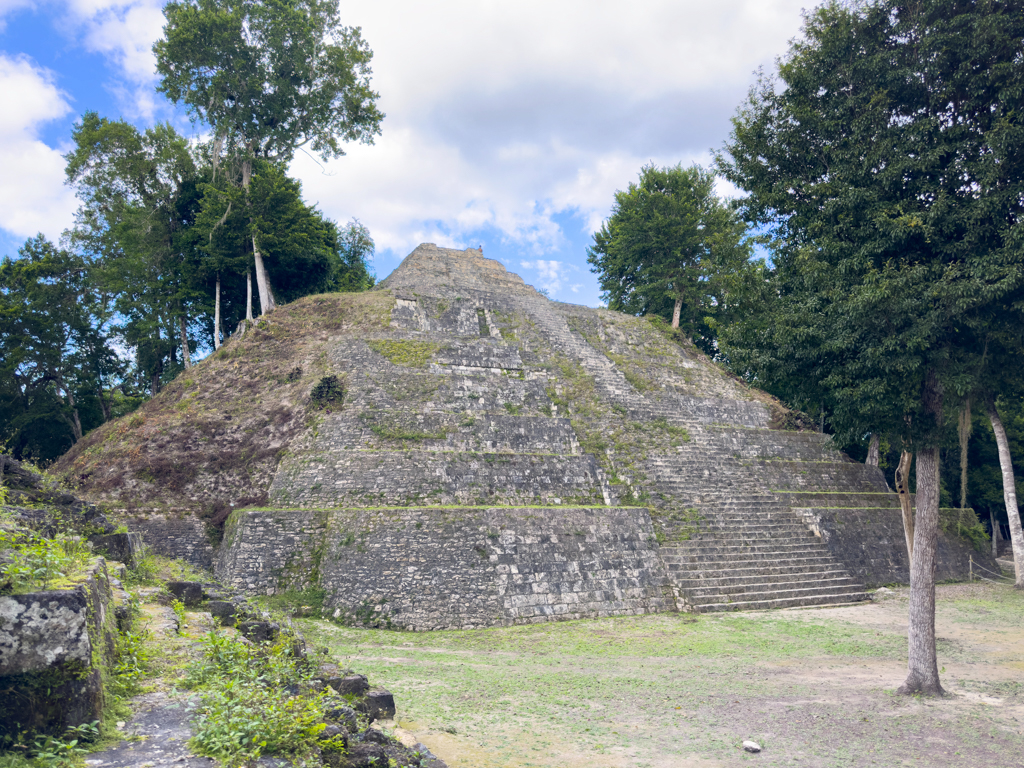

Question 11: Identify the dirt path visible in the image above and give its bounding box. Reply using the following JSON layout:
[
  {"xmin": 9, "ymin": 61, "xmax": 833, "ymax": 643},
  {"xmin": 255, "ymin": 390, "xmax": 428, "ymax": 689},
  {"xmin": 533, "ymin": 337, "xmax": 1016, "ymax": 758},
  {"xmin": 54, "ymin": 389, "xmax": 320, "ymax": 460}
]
[{"xmin": 301, "ymin": 582, "xmax": 1024, "ymax": 768}]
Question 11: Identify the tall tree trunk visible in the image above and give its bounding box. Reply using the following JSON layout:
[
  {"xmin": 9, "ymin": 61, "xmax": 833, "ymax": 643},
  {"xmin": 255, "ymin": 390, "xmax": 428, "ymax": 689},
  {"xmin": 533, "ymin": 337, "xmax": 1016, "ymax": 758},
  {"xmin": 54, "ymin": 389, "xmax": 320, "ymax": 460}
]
[
  {"xmin": 253, "ymin": 235, "xmax": 276, "ymax": 315},
  {"xmin": 671, "ymin": 297, "xmax": 682, "ymax": 329},
  {"xmin": 241, "ymin": 158, "xmax": 275, "ymax": 317},
  {"xmin": 97, "ymin": 386, "xmax": 112, "ymax": 422},
  {"xmin": 866, "ymin": 433, "xmax": 880, "ymax": 466},
  {"xmin": 898, "ymin": 445, "xmax": 944, "ymax": 696},
  {"xmin": 246, "ymin": 269, "xmax": 254, "ymax": 322},
  {"xmin": 986, "ymin": 398, "xmax": 1024, "ymax": 588},
  {"xmin": 895, "ymin": 450, "xmax": 915, "ymax": 561},
  {"xmin": 180, "ymin": 315, "xmax": 192, "ymax": 370},
  {"xmin": 59, "ymin": 379, "xmax": 83, "ymax": 442},
  {"xmin": 958, "ymin": 399, "xmax": 972, "ymax": 509},
  {"xmin": 991, "ymin": 508, "xmax": 1001, "ymax": 560},
  {"xmin": 214, "ymin": 273, "xmax": 222, "ymax": 350}
]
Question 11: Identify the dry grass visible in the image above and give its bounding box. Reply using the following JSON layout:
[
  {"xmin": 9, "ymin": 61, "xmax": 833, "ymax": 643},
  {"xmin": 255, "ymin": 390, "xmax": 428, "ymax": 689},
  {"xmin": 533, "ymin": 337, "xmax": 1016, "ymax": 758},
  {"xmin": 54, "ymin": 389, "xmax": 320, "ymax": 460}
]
[{"xmin": 54, "ymin": 291, "xmax": 394, "ymax": 527}]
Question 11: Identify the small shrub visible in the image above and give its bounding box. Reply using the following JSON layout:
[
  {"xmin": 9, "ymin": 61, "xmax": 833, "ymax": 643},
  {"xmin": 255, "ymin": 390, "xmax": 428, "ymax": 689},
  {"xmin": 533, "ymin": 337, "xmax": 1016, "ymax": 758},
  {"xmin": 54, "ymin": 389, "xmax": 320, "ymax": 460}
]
[
  {"xmin": 286, "ymin": 366, "xmax": 303, "ymax": 382},
  {"xmin": 27, "ymin": 721, "xmax": 99, "ymax": 768},
  {"xmin": 310, "ymin": 375, "xmax": 345, "ymax": 409}
]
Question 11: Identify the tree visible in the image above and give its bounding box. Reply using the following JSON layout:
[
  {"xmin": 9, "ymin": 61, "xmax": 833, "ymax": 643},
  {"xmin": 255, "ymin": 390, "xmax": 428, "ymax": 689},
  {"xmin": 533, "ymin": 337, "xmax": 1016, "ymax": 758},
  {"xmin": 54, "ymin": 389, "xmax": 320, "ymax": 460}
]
[
  {"xmin": 154, "ymin": 0, "xmax": 384, "ymax": 316},
  {"xmin": 586, "ymin": 164, "xmax": 751, "ymax": 356},
  {"xmin": 65, "ymin": 113, "xmax": 206, "ymax": 386},
  {"xmin": 718, "ymin": 0, "xmax": 1024, "ymax": 695},
  {"xmin": 0, "ymin": 236, "xmax": 119, "ymax": 459}
]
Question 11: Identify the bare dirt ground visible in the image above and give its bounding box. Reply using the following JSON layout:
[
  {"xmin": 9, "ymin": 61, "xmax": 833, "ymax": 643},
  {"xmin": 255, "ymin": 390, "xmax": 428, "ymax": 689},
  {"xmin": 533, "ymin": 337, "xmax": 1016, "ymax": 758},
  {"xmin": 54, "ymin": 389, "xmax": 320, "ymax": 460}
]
[{"xmin": 301, "ymin": 581, "xmax": 1024, "ymax": 768}]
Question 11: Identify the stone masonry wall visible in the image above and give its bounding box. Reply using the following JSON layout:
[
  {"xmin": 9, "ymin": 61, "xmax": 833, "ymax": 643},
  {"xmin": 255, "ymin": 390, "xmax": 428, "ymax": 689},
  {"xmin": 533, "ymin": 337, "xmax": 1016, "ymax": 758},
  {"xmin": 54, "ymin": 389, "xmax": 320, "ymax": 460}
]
[
  {"xmin": 217, "ymin": 506, "xmax": 672, "ymax": 630},
  {"xmin": 117, "ymin": 512, "xmax": 216, "ymax": 569},
  {"xmin": 795, "ymin": 505, "xmax": 999, "ymax": 586},
  {"xmin": 0, "ymin": 558, "xmax": 125, "ymax": 736}
]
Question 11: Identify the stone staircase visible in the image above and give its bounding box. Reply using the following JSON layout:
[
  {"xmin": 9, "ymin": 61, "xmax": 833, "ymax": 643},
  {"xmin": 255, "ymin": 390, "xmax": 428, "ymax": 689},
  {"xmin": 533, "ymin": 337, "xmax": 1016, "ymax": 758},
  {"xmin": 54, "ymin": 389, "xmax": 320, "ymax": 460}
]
[
  {"xmin": 657, "ymin": 496, "xmax": 870, "ymax": 611},
  {"xmin": 645, "ymin": 432, "xmax": 877, "ymax": 611}
]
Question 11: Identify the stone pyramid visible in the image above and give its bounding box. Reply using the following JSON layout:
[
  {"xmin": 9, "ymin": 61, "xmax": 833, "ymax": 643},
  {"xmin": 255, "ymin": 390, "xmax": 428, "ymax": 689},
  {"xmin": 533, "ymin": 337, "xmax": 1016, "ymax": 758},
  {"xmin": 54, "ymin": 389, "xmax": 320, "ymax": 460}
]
[{"xmin": 69, "ymin": 244, "xmax": 990, "ymax": 628}]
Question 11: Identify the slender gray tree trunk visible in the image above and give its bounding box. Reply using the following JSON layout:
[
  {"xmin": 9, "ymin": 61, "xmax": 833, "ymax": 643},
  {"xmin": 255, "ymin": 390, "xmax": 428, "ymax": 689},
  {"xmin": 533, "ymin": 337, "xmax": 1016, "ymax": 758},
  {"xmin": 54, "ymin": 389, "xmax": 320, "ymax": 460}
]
[
  {"xmin": 671, "ymin": 297, "xmax": 682, "ymax": 329},
  {"xmin": 253, "ymin": 235, "xmax": 276, "ymax": 315},
  {"xmin": 958, "ymin": 400, "xmax": 972, "ymax": 509},
  {"xmin": 895, "ymin": 450, "xmax": 915, "ymax": 562},
  {"xmin": 241, "ymin": 158, "xmax": 275, "ymax": 317},
  {"xmin": 898, "ymin": 445, "xmax": 944, "ymax": 696},
  {"xmin": 991, "ymin": 508, "xmax": 1001, "ymax": 560},
  {"xmin": 986, "ymin": 400, "xmax": 1024, "ymax": 588},
  {"xmin": 246, "ymin": 269, "xmax": 254, "ymax": 322},
  {"xmin": 180, "ymin": 316, "xmax": 192, "ymax": 370},
  {"xmin": 866, "ymin": 433, "xmax": 880, "ymax": 466},
  {"xmin": 214, "ymin": 274, "xmax": 222, "ymax": 350}
]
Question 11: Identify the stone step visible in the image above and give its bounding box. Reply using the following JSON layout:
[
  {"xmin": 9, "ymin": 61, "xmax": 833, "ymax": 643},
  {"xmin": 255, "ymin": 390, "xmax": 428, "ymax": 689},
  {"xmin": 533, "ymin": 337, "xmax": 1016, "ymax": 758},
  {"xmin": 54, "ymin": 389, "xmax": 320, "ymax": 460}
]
[
  {"xmin": 663, "ymin": 553, "xmax": 838, "ymax": 569},
  {"xmin": 682, "ymin": 575, "xmax": 861, "ymax": 598},
  {"xmin": 674, "ymin": 570, "xmax": 857, "ymax": 590},
  {"xmin": 694, "ymin": 591, "xmax": 870, "ymax": 612},
  {"xmin": 668, "ymin": 562, "xmax": 848, "ymax": 580},
  {"xmin": 665, "ymin": 542, "xmax": 835, "ymax": 557},
  {"xmin": 687, "ymin": 582, "xmax": 868, "ymax": 605}
]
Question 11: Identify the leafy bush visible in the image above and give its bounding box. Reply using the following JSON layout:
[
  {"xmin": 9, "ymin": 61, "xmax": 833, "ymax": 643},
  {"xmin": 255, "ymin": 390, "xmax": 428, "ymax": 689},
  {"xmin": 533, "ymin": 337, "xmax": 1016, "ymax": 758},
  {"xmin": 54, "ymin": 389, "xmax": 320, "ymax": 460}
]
[
  {"xmin": 184, "ymin": 631, "xmax": 343, "ymax": 766},
  {"xmin": 0, "ymin": 528, "xmax": 92, "ymax": 594},
  {"xmin": 310, "ymin": 375, "xmax": 345, "ymax": 409}
]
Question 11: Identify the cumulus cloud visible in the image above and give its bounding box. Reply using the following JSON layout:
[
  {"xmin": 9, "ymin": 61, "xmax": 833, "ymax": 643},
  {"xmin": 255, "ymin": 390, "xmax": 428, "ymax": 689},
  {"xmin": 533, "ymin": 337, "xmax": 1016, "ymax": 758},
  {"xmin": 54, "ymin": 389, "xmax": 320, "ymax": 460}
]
[
  {"xmin": 519, "ymin": 259, "xmax": 576, "ymax": 295},
  {"xmin": 292, "ymin": 0, "xmax": 807, "ymax": 263},
  {"xmin": 0, "ymin": 53, "xmax": 77, "ymax": 240},
  {"xmin": 0, "ymin": 0, "xmax": 808, "ymax": 275}
]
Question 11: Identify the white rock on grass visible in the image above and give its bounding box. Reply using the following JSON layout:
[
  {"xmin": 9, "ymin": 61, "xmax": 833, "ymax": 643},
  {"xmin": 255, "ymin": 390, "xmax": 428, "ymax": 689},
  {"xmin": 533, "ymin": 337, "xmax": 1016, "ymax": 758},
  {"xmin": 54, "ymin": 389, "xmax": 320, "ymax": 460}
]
[{"xmin": 742, "ymin": 740, "xmax": 762, "ymax": 753}]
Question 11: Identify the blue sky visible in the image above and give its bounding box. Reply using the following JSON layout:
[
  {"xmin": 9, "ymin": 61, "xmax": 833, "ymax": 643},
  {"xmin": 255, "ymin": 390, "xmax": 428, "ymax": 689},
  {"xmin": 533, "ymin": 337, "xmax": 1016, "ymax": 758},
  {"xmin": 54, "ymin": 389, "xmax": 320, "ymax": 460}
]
[{"xmin": 0, "ymin": 0, "xmax": 806, "ymax": 306}]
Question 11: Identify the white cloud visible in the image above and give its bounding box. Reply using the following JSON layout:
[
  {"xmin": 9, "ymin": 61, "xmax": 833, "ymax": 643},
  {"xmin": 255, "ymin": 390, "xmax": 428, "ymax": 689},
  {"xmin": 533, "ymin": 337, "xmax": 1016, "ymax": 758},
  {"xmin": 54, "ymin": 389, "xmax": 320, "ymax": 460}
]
[
  {"xmin": 290, "ymin": 0, "xmax": 807, "ymax": 260},
  {"xmin": 0, "ymin": 54, "xmax": 77, "ymax": 240},
  {"xmin": 1, "ymin": 0, "xmax": 809, "ymax": 266},
  {"xmin": 519, "ymin": 259, "xmax": 573, "ymax": 295}
]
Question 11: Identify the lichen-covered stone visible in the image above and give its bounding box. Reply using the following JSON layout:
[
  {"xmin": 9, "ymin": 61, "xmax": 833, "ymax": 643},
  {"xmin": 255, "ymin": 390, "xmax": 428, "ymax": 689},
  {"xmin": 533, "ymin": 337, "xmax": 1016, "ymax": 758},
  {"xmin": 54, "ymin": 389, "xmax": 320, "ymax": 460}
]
[{"xmin": 0, "ymin": 558, "xmax": 126, "ymax": 737}]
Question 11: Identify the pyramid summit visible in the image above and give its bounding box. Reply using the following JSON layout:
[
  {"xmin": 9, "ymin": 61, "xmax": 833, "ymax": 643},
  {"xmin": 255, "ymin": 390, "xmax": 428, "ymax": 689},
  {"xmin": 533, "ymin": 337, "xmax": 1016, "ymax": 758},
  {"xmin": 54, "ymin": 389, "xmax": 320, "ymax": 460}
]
[{"xmin": 57, "ymin": 244, "xmax": 991, "ymax": 628}]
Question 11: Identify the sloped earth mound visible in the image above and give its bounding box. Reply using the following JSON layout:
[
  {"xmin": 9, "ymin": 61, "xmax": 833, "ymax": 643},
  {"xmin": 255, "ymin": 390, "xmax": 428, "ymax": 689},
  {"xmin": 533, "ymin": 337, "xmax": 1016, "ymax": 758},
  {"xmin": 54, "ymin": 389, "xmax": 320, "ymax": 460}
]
[{"xmin": 53, "ymin": 292, "xmax": 394, "ymax": 524}]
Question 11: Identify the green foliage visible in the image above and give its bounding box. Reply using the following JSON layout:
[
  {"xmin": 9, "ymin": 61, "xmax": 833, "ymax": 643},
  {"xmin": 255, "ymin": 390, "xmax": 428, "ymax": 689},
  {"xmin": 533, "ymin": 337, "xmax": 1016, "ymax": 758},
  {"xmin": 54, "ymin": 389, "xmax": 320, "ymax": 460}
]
[
  {"xmin": 0, "ymin": 528, "xmax": 92, "ymax": 594},
  {"xmin": 170, "ymin": 599, "xmax": 187, "ymax": 635},
  {"xmin": 939, "ymin": 508, "xmax": 990, "ymax": 553},
  {"xmin": 25, "ymin": 722, "xmax": 99, "ymax": 768},
  {"xmin": 155, "ymin": 0, "xmax": 383, "ymax": 167},
  {"xmin": 108, "ymin": 620, "xmax": 151, "ymax": 699},
  {"xmin": 587, "ymin": 163, "xmax": 752, "ymax": 356},
  {"xmin": 0, "ymin": 236, "xmax": 123, "ymax": 463},
  {"xmin": 717, "ymin": 0, "xmax": 1024, "ymax": 448},
  {"xmin": 184, "ymin": 631, "xmax": 339, "ymax": 766},
  {"xmin": 310, "ymin": 375, "xmax": 345, "ymax": 409},
  {"xmin": 367, "ymin": 339, "xmax": 440, "ymax": 368}
]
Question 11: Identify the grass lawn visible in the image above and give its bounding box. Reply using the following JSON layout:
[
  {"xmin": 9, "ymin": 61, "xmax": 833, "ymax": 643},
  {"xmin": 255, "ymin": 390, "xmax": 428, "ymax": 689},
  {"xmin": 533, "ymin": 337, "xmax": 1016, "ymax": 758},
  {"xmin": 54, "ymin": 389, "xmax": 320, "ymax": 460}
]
[{"xmin": 298, "ymin": 582, "xmax": 1024, "ymax": 768}]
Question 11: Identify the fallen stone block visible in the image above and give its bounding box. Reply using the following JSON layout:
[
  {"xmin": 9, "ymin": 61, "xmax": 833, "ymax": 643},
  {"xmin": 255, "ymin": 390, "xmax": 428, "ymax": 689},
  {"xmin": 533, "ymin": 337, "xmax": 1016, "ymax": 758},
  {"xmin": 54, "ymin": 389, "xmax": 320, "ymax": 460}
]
[
  {"xmin": 165, "ymin": 580, "xmax": 203, "ymax": 607},
  {"xmin": 89, "ymin": 532, "xmax": 144, "ymax": 568},
  {"xmin": 237, "ymin": 620, "xmax": 280, "ymax": 643},
  {"xmin": 207, "ymin": 600, "xmax": 237, "ymax": 626}
]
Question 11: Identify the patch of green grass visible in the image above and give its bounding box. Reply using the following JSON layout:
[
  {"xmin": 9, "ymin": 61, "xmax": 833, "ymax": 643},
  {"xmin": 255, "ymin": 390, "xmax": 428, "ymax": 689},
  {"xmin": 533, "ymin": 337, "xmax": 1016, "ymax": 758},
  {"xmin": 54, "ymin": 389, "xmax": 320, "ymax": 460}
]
[
  {"xmin": 298, "ymin": 612, "xmax": 911, "ymax": 766},
  {"xmin": 367, "ymin": 339, "xmax": 441, "ymax": 368}
]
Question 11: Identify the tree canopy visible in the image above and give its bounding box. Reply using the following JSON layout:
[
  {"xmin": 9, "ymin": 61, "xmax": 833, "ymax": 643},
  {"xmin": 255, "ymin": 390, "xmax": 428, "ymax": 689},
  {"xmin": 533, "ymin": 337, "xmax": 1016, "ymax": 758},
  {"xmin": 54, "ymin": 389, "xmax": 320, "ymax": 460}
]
[
  {"xmin": 155, "ymin": 0, "xmax": 383, "ymax": 165},
  {"xmin": 718, "ymin": 0, "xmax": 1024, "ymax": 695},
  {"xmin": 586, "ymin": 164, "xmax": 751, "ymax": 356}
]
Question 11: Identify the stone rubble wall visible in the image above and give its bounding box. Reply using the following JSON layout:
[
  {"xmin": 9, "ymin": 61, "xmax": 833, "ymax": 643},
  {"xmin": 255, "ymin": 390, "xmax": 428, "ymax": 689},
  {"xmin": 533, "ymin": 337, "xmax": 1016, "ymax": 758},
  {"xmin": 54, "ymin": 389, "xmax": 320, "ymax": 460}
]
[
  {"xmin": 217, "ymin": 506, "xmax": 672, "ymax": 630},
  {"xmin": 0, "ymin": 557, "xmax": 129, "ymax": 737},
  {"xmin": 117, "ymin": 512, "xmax": 216, "ymax": 569}
]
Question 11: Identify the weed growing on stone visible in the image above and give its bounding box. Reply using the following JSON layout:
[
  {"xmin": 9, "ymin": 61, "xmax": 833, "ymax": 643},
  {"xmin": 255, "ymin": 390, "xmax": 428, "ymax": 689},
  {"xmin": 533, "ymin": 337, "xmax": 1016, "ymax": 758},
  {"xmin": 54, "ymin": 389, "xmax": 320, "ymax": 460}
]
[
  {"xmin": 0, "ymin": 526, "xmax": 92, "ymax": 593},
  {"xmin": 183, "ymin": 630, "xmax": 341, "ymax": 767},
  {"xmin": 367, "ymin": 339, "xmax": 441, "ymax": 368}
]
